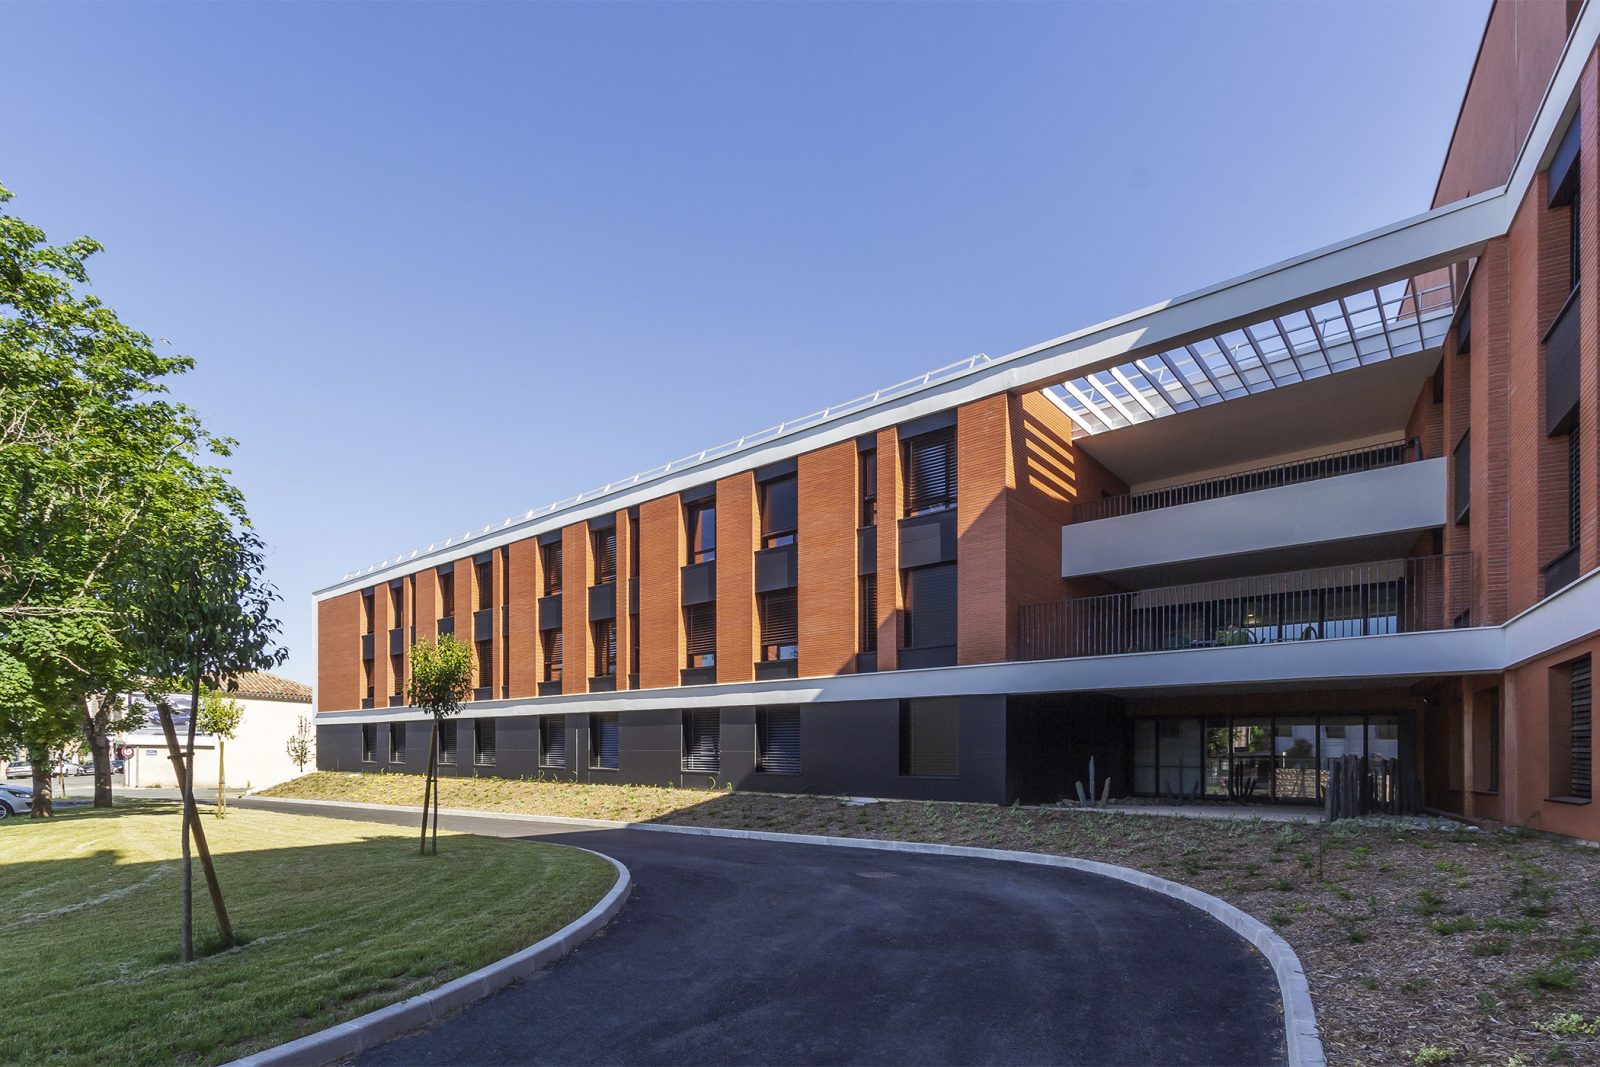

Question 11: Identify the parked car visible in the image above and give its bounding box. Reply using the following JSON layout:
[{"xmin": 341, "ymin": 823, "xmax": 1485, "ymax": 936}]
[
  {"xmin": 5, "ymin": 762, "xmax": 31, "ymax": 780},
  {"xmin": 0, "ymin": 782, "xmax": 32, "ymax": 818}
]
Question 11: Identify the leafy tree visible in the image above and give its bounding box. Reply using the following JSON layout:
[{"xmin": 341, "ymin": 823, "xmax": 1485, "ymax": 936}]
[
  {"xmin": 118, "ymin": 507, "xmax": 286, "ymax": 961},
  {"xmin": 0, "ymin": 181, "xmax": 239, "ymax": 811},
  {"xmin": 286, "ymin": 715, "xmax": 315, "ymax": 775},
  {"xmin": 197, "ymin": 688, "xmax": 243, "ymax": 818},
  {"xmin": 406, "ymin": 635, "xmax": 473, "ymax": 856}
]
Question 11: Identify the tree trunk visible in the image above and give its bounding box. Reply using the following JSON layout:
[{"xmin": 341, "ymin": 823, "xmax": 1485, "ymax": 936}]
[
  {"xmin": 419, "ymin": 722, "xmax": 437, "ymax": 856},
  {"xmin": 28, "ymin": 744, "xmax": 53, "ymax": 818},
  {"xmin": 83, "ymin": 695, "xmax": 115, "ymax": 808},
  {"xmin": 157, "ymin": 701, "xmax": 234, "ymax": 957},
  {"xmin": 215, "ymin": 740, "xmax": 226, "ymax": 818}
]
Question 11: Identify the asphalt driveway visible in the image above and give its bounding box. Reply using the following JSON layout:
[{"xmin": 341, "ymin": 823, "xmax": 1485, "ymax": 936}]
[{"xmin": 239, "ymin": 799, "xmax": 1284, "ymax": 1066}]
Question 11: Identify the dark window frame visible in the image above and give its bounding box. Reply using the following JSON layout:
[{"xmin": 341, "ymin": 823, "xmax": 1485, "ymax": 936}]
[
  {"xmin": 686, "ymin": 500, "xmax": 717, "ymax": 564},
  {"xmin": 759, "ymin": 587, "xmax": 798, "ymax": 662},
  {"xmin": 474, "ymin": 719, "xmax": 496, "ymax": 767},
  {"xmin": 860, "ymin": 449, "xmax": 878, "ymax": 527},
  {"xmin": 438, "ymin": 719, "xmax": 457, "ymax": 766},
  {"xmin": 389, "ymin": 722, "xmax": 407, "ymax": 764},
  {"xmin": 593, "ymin": 527, "xmax": 618, "ymax": 585},
  {"xmin": 539, "ymin": 715, "xmax": 567, "ymax": 768},
  {"xmin": 756, "ymin": 707, "xmax": 801, "ymax": 774},
  {"xmin": 589, "ymin": 712, "xmax": 620, "ymax": 771},
  {"xmin": 759, "ymin": 475, "xmax": 798, "ymax": 549},
  {"xmin": 593, "ymin": 618, "xmax": 617, "ymax": 677},
  {"xmin": 362, "ymin": 723, "xmax": 378, "ymax": 764},
  {"xmin": 543, "ymin": 627, "xmax": 563, "ymax": 683},
  {"xmin": 681, "ymin": 709, "xmax": 720, "ymax": 773},
  {"xmin": 685, "ymin": 602, "xmax": 717, "ymax": 668},
  {"xmin": 903, "ymin": 427, "xmax": 957, "ymax": 517}
]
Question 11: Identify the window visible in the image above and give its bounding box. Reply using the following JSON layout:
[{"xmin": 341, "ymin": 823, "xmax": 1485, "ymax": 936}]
[
  {"xmin": 476, "ymin": 559, "xmax": 493, "ymax": 610},
  {"xmin": 439, "ymin": 570, "xmax": 454, "ymax": 617},
  {"xmin": 438, "ymin": 719, "xmax": 457, "ymax": 765},
  {"xmin": 362, "ymin": 724, "xmax": 378, "ymax": 764},
  {"xmin": 390, "ymin": 654, "xmax": 404, "ymax": 698},
  {"xmin": 630, "ymin": 614, "xmax": 640, "ymax": 677},
  {"xmin": 860, "ymin": 449, "xmax": 877, "ymax": 527},
  {"xmin": 903, "ymin": 563, "xmax": 957, "ymax": 649},
  {"xmin": 904, "ymin": 427, "xmax": 956, "ymax": 516},
  {"xmin": 759, "ymin": 588, "xmax": 798, "ymax": 661},
  {"xmin": 475, "ymin": 639, "xmax": 493, "ymax": 692},
  {"xmin": 760, "ymin": 476, "xmax": 798, "ymax": 548},
  {"xmin": 1472, "ymin": 689, "xmax": 1500, "ymax": 794},
  {"xmin": 686, "ymin": 499, "xmax": 716, "ymax": 563},
  {"xmin": 1550, "ymin": 656, "xmax": 1593, "ymax": 801},
  {"xmin": 540, "ymin": 715, "xmax": 567, "ymax": 768},
  {"xmin": 593, "ymin": 619, "xmax": 617, "ymax": 677},
  {"xmin": 899, "ymin": 699, "xmax": 959, "ymax": 777},
  {"xmin": 362, "ymin": 590, "xmax": 375, "ymax": 634},
  {"xmin": 542, "ymin": 541, "xmax": 563, "ymax": 595},
  {"xmin": 685, "ymin": 602, "xmax": 716, "ymax": 668},
  {"xmin": 628, "ymin": 512, "xmax": 640, "ymax": 575},
  {"xmin": 593, "ymin": 527, "xmax": 617, "ymax": 584},
  {"xmin": 859, "ymin": 575, "xmax": 878, "ymax": 653},
  {"xmin": 363, "ymin": 659, "xmax": 375, "ymax": 702},
  {"xmin": 756, "ymin": 708, "xmax": 800, "ymax": 774},
  {"xmin": 389, "ymin": 722, "xmax": 407, "ymax": 764},
  {"xmin": 1568, "ymin": 424, "xmax": 1581, "ymax": 551},
  {"xmin": 682, "ymin": 710, "xmax": 720, "ymax": 772},
  {"xmin": 543, "ymin": 628, "xmax": 563, "ymax": 682},
  {"xmin": 389, "ymin": 584, "xmax": 403, "ymax": 624},
  {"xmin": 589, "ymin": 713, "xmax": 619, "ymax": 770},
  {"xmin": 474, "ymin": 719, "xmax": 496, "ymax": 767}
]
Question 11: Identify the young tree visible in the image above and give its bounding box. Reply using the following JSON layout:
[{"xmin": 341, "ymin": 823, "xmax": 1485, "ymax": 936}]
[
  {"xmin": 197, "ymin": 688, "xmax": 243, "ymax": 818},
  {"xmin": 118, "ymin": 508, "xmax": 286, "ymax": 962},
  {"xmin": 286, "ymin": 715, "xmax": 315, "ymax": 775},
  {"xmin": 405, "ymin": 635, "xmax": 472, "ymax": 856}
]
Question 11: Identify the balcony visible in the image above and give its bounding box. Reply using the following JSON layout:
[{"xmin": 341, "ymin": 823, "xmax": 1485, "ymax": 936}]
[
  {"xmin": 1073, "ymin": 439, "xmax": 1419, "ymax": 523},
  {"xmin": 1060, "ymin": 443, "xmax": 1444, "ymax": 579},
  {"xmin": 1020, "ymin": 554, "xmax": 1470, "ymax": 660}
]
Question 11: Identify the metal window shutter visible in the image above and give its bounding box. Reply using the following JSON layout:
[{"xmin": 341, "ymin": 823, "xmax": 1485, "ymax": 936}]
[
  {"xmin": 595, "ymin": 530, "xmax": 617, "ymax": 580},
  {"xmin": 545, "ymin": 628, "xmax": 563, "ymax": 670},
  {"xmin": 438, "ymin": 719, "xmax": 457, "ymax": 765},
  {"xmin": 685, "ymin": 603, "xmax": 717, "ymax": 656},
  {"xmin": 757, "ymin": 708, "xmax": 800, "ymax": 774},
  {"xmin": 540, "ymin": 715, "xmax": 567, "ymax": 766},
  {"xmin": 901, "ymin": 700, "xmax": 959, "ymax": 777},
  {"xmin": 860, "ymin": 575, "xmax": 878, "ymax": 652},
  {"xmin": 594, "ymin": 621, "xmax": 616, "ymax": 674},
  {"xmin": 760, "ymin": 589, "xmax": 798, "ymax": 645},
  {"xmin": 682, "ymin": 709, "xmax": 720, "ymax": 772},
  {"xmin": 1573, "ymin": 658, "xmax": 1592, "ymax": 800},
  {"xmin": 390, "ymin": 723, "xmax": 406, "ymax": 762},
  {"xmin": 905, "ymin": 563, "xmax": 958, "ymax": 647},
  {"xmin": 591, "ymin": 713, "xmax": 619, "ymax": 770},
  {"xmin": 475, "ymin": 719, "xmax": 496, "ymax": 766},
  {"xmin": 363, "ymin": 724, "xmax": 377, "ymax": 762},
  {"xmin": 905, "ymin": 429, "xmax": 955, "ymax": 513}
]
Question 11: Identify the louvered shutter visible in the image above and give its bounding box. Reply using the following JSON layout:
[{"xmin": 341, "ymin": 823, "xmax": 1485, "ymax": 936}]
[
  {"xmin": 540, "ymin": 715, "xmax": 567, "ymax": 767},
  {"xmin": 685, "ymin": 603, "xmax": 717, "ymax": 662},
  {"xmin": 904, "ymin": 563, "xmax": 958, "ymax": 648},
  {"xmin": 362, "ymin": 724, "xmax": 378, "ymax": 763},
  {"xmin": 593, "ymin": 620, "xmax": 617, "ymax": 675},
  {"xmin": 474, "ymin": 719, "xmax": 496, "ymax": 766},
  {"xmin": 760, "ymin": 589, "xmax": 797, "ymax": 655},
  {"xmin": 594, "ymin": 529, "xmax": 617, "ymax": 583},
  {"xmin": 438, "ymin": 720, "xmax": 457, "ymax": 765},
  {"xmin": 544, "ymin": 628, "xmax": 563, "ymax": 680},
  {"xmin": 905, "ymin": 429, "xmax": 956, "ymax": 515},
  {"xmin": 1573, "ymin": 657, "xmax": 1592, "ymax": 800},
  {"xmin": 390, "ymin": 723, "xmax": 407, "ymax": 763},
  {"xmin": 590, "ymin": 713, "xmax": 620, "ymax": 770},
  {"xmin": 757, "ymin": 708, "xmax": 800, "ymax": 774},
  {"xmin": 900, "ymin": 700, "xmax": 959, "ymax": 777},
  {"xmin": 860, "ymin": 575, "xmax": 878, "ymax": 653},
  {"xmin": 682, "ymin": 710, "xmax": 720, "ymax": 772}
]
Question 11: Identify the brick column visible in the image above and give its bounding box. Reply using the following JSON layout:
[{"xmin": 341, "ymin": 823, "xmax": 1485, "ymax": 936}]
[
  {"xmin": 316, "ymin": 591, "xmax": 362, "ymax": 712},
  {"xmin": 797, "ymin": 441, "xmax": 858, "ymax": 676},
  {"xmin": 505, "ymin": 539, "xmax": 539, "ymax": 697},
  {"xmin": 639, "ymin": 495, "xmax": 684, "ymax": 689},
  {"xmin": 614, "ymin": 509, "xmax": 633, "ymax": 687},
  {"xmin": 414, "ymin": 570, "xmax": 437, "ymax": 644},
  {"xmin": 875, "ymin": 427, "xmax": 903, "ymax": 669},
  {"xmin": 716, "ymin": 472, "xmax": 758, "ymax": 683},
  {"xmin": 1470, "ymin": 238, "xmax": 1512, "ymax": 625},
  {"xmin": 957, "ymin": 395, "xmax": 1012, "ymax": 665},
  {"xmin": 563, "ymin": 523, "xmax": 591, "ymax": 694},
  {"xmin": 1579, "ymin": 52, "xmax": 1600, "ymax": 574}
]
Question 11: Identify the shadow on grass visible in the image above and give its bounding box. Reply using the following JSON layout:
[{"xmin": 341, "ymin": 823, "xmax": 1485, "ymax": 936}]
[{"xmin": 0, "ymin": 804, "xmax": 616, "ymax": 1067}]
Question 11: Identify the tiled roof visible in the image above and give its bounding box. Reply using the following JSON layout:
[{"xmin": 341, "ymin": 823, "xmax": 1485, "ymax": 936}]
[{"xmin": 219, "ymin": 671, "xmax": 312, "ymax": 703}]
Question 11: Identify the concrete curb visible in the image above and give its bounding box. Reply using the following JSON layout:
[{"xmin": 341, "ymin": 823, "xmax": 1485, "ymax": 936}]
[
  {"xmin": 248, "ymin": 796, "xmax": 1323, "ymax": 1067},
  {"xmin": 223, "ymin": 844, "xmax": 631, "ymax": 1067}
]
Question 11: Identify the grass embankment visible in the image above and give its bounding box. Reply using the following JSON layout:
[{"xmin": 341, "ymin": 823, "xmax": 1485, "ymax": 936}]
[
  {"xmin": 267, "ymin": 772, "xmax": 1600, "ymax": 1066},
  {"xmin": 0, "ymin": 802, "xmax": 616, "ymax": 1067}
]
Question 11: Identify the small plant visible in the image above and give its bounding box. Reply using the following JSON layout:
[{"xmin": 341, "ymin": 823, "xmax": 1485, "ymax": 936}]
[
  {"xmin": 1269, "ymin": 875, "xmax": 1296, "ymax": 892},
  {"xmin": 1399, "ymin": 978, "xmax": 1430, "ymax": 994},
  {"xmin": 1431, "ymin": 916, "xmax": 1477, "ymax": 936},
  {"xmin": 1412, "ymin": 1045, "xmax": 1454, "ymax": 1065},
  {"xmin": 1471, "ymin": 937, "xmax": 1510, "ymax": 957},
  {"xmin": 1415, "ymin": 890, "xmax": 1445, "ymax": 917},
  {"xmin": 1476, "ymin": 990, "xmax": 1500, "ymax": 1013},
  {"xmin": 1525, "ymin": 962, "xmax": 1579, "ymax": 992},
  {"xmin": 1535, "ymin": 1014, "xmax": 1600, "ymax": 1037}
]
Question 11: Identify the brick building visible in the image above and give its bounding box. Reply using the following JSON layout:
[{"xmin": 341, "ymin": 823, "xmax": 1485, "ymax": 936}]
[{"xmin": 316, "ymin": 1, "xmax": 1600, "ymax": 841}]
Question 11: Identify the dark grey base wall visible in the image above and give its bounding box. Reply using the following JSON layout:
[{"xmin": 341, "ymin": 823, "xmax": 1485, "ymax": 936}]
[{"xmin": 316, "ymin": 695, "xmax": 1011, "ymax": 803}]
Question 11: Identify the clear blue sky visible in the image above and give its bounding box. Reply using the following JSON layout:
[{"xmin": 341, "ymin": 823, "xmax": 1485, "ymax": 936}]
[{"xmin": 8, "ymin": 1, "xmax": 1490, "ymax": 684}]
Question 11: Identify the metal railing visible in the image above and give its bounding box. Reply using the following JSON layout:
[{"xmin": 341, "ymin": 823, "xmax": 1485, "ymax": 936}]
[
  {"xmin": 1018, "ymin": 553, "xmax": 1471, "ymax": 660},
  {"xmin": 1072, "ymin": 438, "xmax": 1421, "ymax": 524}
]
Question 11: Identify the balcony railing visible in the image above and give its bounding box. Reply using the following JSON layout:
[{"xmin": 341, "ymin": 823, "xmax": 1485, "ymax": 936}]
[
  {"xmin": 1018, "ymin": 553, "xmax": 1471, "ymax": 660},
  {"xmin": 1072, "ymin": 438, "xmax": 1421, "ymax": 524}
]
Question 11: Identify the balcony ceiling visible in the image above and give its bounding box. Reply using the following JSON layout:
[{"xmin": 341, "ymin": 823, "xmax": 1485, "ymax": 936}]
[{"xmin": 1068, "ymin": 347, "xmax": 1443, "ymax": 489}]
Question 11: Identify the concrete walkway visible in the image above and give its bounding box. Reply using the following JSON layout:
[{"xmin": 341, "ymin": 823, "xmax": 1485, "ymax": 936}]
[{"xmin": 240, "ymin": 798, "xmax": 1284, "ymax": 1066}]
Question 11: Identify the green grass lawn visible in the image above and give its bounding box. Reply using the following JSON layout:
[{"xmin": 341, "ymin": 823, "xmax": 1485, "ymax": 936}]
[{"xmin": 0, "ymin": 802, "xmax": 617, "ymax": 1067}]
